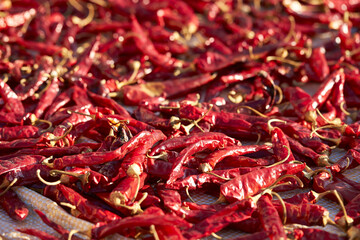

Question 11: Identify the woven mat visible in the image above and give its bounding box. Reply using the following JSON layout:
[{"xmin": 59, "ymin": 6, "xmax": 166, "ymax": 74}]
[{"xmin": 0, "ymin": 148, "xmax": 359, "ymax": 239}]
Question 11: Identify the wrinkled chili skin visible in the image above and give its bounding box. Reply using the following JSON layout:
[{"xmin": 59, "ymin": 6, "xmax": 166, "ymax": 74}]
[
  {"xmin": 291, "ymin": 228, "xmax": 346, "ymax": 240},
  {"xmin": 16, "ymin": 228, "xmax": 60, "ymax": 240},
  {"xmin": 0, "ymin": 189, "xmax": 28, "ymax": 221},
  {"xmin": 182, "ymin": 198, "xmax": 256, "ymax": 240},
  {"xmin": 57, "ymin": 184, "xmax": 121, "ymax": 223},
  {"xmin": 220, "ymin": 163, "xmax": 305, "ymax": 203},
  {"xmin": 335, "ymin": 193, "xmax": 360, "ymax": 227},
  {"xmin": 257, "ymin": 193, "xmax": 286, "ymax": 240}
]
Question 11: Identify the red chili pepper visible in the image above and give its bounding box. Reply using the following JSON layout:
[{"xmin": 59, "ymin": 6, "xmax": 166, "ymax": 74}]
[
  {"xmin": 278, "ymin": 122, "xmax": 331, "ymax": 154},
  {"xmin": 335, "ymin": 193, "xmax": 360, "ymax": 228},
  {"xmin": 332, "ymin": 149, "xmax": 360, "ymax": 172},
  {"xmin": 166, "ymin": 139, "xmax": 229, "ymax": 185},
  {"xmin": 17, "ymin": 57, "xmax": 53, "ymax": 101},
  {"xmin": 150, "ymin": 131, "xmax": 239, "ymax": 156},
  {"xmin": 130, "ymin": 15, "xmax": 184, "ymax": 69},
  {"xmin": 87, "ymin": 91, "xmax": 131, "ymax": 118},
  {"xmin": 109, "ymin": 173, "xmax": 147, "ymax": 206},
  {"xmin": 44, "ymin": 88, "xmax": 73, "ymax": 120},
  {"xmin": 68, "ymin": 36, "xmax": 100, "ymax": 77},
  {"xmin": 155, "ymin": 225, "xmax": 185, "ymax": 240},
  {"xmin": 274, "ymin": 201, "xmax": 333, "ymax": 226},
  {"xmin": 33, "ymin": 76, "xmax": 60, "ymax": 118},
  {"xmin": 171, "ymin": 167, "xmax": 256, "ymax": 191},
  {"xmin": 220, "ymin": 64, "xmax": 272, "ymax": 85},
  {"xmin": 290, "ymin": 227, "xmax": 347, "ymax": 240},
  {"xmin": 198, "ymin": 144, "xmax": 271, "ymax": 172},
  {"xmin": 16, "ymin": 228, "xmax": 60, "ymax": 240},
  {"xmin": 49, "ymin": 167, "xmax": 112, "ymax": 193},
  {"xmin": 91, "ymin": 212, "xmax": 192, "ymax": 239},
  {"xmin": 0, "ymin": 125, "xmax": 40, "ymax": 141},
  {"xmin": 122, "ymin": 73, "xmax": 214, "ymax": 105},
  {"xmin": 306, "ymin": 69, "xmax": 344, "ymax": 123},
  {"xmin": 284, "ymin": 86, "xmax": 315, "ymax": 122},
  {"xmin": 15, "ymin": 38, "xmax": 64, "ymax": 56},
  {"xmin": 217, "ymin": 155, "xmax": 276, "ymax": 169},
  {"xmin": 178, "ymin": 104, "xmax": 253, "ymax": 132},
  {"xmin": 195, "ymin": 43, "xmax": 280, "ymax": 73},
  {"xmin": 0, "ymin": 77, "xmax": 25, "ymax": 124},
  {"xmin": 0, "ymin": 189, "xmax": 28, "ymax": 221},
  {"xmin": 34, "ymin": 210, "xmax": 82, "ymax": 240},
  {"xmin": 305, "ymin": 47, "xmax": 329, "ymax": 82},
  {"xmin": 269, "ymin": 126, "xmax": 295, "ymax": 163},
  {"xmin": 219, "ymin": 163, "xmax": 305, "ymax": 203},
  {"xmin": 147, "ymin": 157, "xmax": 198, "ymax": 180},
  {"xmin": 56, "ymin": 184, "xmax": 121, "ymax": 223},
  {"xmin": 284, "ymin": 0, "xmax": 342, "ymax": 24},
  {"xmin": 0, "ymin": 163, "xmax": 53, "ymax": 192},
  {"xmin": 0, "ymin": 8, "xmax": 36, "ymax": 30},
  {"xmin": 182, "ymin": 197, "xmax": 256, "ymax": 240},
  {"xmin": 121, "ymin": 129, "xmax": 166, "ymax": 177},
  {"xmin": 324, "ymin": 0, "xmax": 360, "ymax": 13},
  {"xmin": 313, "ymin": 172, "xmax": 360, "ymax": 203},
  {"xmin": 13, "ymin": 143, "xmax": 99, "ymax": 158},
  {"xmin": 286, "ymin": 135, "xmax": 330, "ymax": 166},
  {"xmin": 45, "ymin": 130, "xmax": 156, "ymax": 168},
  {"xmin": 257, "ymin": 193, "xmax": 286, "ymax": 240}
]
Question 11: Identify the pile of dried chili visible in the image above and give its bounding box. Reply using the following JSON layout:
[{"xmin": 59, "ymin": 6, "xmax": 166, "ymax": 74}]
[{"xmin": 0, "ymin": 0, "xmax": 360, "ymax": 239}]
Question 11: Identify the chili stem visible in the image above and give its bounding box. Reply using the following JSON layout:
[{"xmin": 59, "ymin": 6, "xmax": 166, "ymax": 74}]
[{"xmin": 185, "ymin": 186, "xmax": 196, "ymax": 203}]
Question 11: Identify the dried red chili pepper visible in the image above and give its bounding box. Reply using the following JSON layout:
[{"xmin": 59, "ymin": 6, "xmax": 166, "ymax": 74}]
[
  {"xmin": 219, "ymin": 162, "xmax": 305, "ymax": 203},
  {"xmin": 0, "ymin": 8, "xmax": 36, "ymax": 30},
  {"xmin": 0, "ymin": 77, "xmax": 25, "ymax": 124},
  {"xmin": 198, "ymin": 144, "xmax": 271, "ymax": 172},
  {"xmin": 121, "ymin": 129, "xmax": 166, "ymax": 177},
  {"xmin": 43, "ymin": 130, "xmax": 156, "ymax": 168},
  {"xmin": 91, "ymin": 212, "xmax": 192, "ymax": 239},
  {"xmin": 166, "ymin": 139, "xmax": 228, "ymax": 185},
  {"xmin": 274, "ymin": 201, "xmax": 334, "ymax": 227},
  {"xmin": 16, "ymin": 228, "xmax": 60, "ymax": 240},
  {"xmin": 130, "ymin": 15, "xmax": 184, "ymax": 69},
  {"xmin": 195, "ymin": 43, "xmax": 280, "ymax": 73},
  {"xmin": 257, "ymin": 192, "xmax": 286, "ymax": 240},
  {"xmin": 289, "ymin": 227, "xmax": 346, "ymax": 240},
  {"xmin": 178, "ymin": 104, "xmax": 253, "ymax": 132},
  {"xmin": 0, "ymin": 125, "xmax": 40, "ymax": 141},
  {"xmin": 0, "ymin": 189, "xmax": 28, "ymax": 221},
  {"xmin": 150, "ymin": 131, "xmax": 239, "ymax": 156},
  {"xmin": 109, "ymin": 172, "xmax": 147, "ymax": 206},
  {"xmin": 305, "ymin": 47, "xmax": 329, "ymax": 82},
  {"xmin": 313, "ymin": 172, "xmax": 360, "ymax": 203},
  {"xmin": 278, "ymin": 122, "xmax": 331, "ymax": 154},
  {"xmin": 122, "ymin": 73, "xmax": 214, "ymax": 105},
  {"xmin": 56, "ymin": 184, "xmax": 121, "ymax": 223},
  {"xmin": 335, "ymin": 193, "xmax": 360, "ymax": 228},
  {"xmin": 286, "ymin": 135, "xmax": 330, "ymax": 166},
  {"xmin": 182, "ymin": 197, "xmax": 256, "ymax": 240},
  {"xmin": 331, "ymin": 149, "xmax": 360, "ymax": 173},
  {"xmin": 33, "ymin": 76, "xmax": 60, "ymax": 118},
  {"xmin": 154, "ymin": 224, "xmax": 185, "ymax": 240},
  {"xmin": 34, "ymin": 210, "xmax": 82, "ymax": 240}
]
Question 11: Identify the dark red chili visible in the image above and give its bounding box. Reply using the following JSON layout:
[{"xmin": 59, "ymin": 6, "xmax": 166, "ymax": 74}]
[
  {"xmin": 219, "ymin": 163, "xmax": 305, "ymax": 203},
  {"xmin": 257, "ymin": 193, "xmax": 286, "ymax": 240},
  {"xmin": 0, "ymin": 189, "xmax": 28, "ymax": 221}
]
